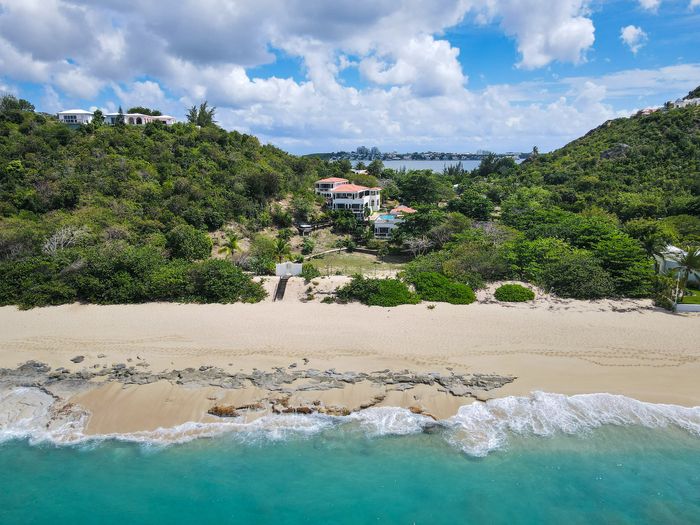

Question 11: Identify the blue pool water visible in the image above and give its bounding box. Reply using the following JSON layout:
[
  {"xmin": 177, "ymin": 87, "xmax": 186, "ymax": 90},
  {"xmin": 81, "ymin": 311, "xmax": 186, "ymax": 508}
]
[{"xmin": 1, "ymin": 392, "xmax": 699, "ymax": 524}]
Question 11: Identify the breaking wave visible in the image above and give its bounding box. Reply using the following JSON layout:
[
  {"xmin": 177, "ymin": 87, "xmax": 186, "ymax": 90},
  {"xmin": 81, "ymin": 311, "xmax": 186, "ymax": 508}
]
[{"xmin": 1, "ymin": 388, "xmax": 698, "ymax": 455}]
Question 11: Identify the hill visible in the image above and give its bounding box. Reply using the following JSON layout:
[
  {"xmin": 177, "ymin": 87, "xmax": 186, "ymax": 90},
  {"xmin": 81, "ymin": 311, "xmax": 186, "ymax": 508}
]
[
  {"xmin": 0, "ymin": 95, "xmax": 346, "ymax": 307},
  {"xmin": 514, "ymin": 103, "xmax": 700, "ymax": 220}
]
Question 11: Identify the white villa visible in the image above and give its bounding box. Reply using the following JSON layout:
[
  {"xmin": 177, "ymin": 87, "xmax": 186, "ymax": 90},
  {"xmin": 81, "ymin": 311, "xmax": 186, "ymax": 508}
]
[
  {"xmin": 315, "ymin": 177, "xmax": 382, "ymax": 219},
  {"xmin": 104, "ymin": 112, "xmax": 176, "ymax": 126},
  {"xmin": 57, "ymin": 109, "xmax": 94, "ymax": 125},
  {"xmin": 329, "ymin": 183, "xmax": 381, "ymax": 219},
  {"xmin": 57, "ymin": 109, "xmax": 176, "ymax": 126},
  {"xmin": 373, "ymin": 205, "xmax": 417, "ymax": 239},
  {"xmin": 314, "ymin": 177, "xmax": 350, "ymax": 199},
  {"xmin": 671, "ymin": 98, "xmax": 700, "ymax": 109}
]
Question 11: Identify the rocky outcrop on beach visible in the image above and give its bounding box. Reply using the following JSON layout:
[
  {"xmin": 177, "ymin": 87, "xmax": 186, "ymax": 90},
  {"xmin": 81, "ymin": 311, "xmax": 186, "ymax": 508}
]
[{"xmin": 0, "ymin": 360, "xmax": 516, "ymax": 421}]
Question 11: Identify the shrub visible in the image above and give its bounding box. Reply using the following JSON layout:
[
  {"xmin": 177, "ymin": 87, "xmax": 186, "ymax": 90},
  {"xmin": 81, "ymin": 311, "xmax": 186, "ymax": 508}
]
[
  {"xmin": 189, "ymin": 259, "xmax": 266, "ymax": 303},
  {"xmin": 301, "ymin": 263, "xmax": 320, "ymax": 282},
  {"xmin": 166, "ymin": 224, "xmax": 212, "ymax": 261},
  {"xmin": 494, "ymin": 284, "xmax": 535, "ymax": 302},
  {"xmin": 540, "ymin": 251, "xmax": 615, "ymax": 299},
  {"xmin": 410, "ymin": 272, "xmax": 476, "ymax": 305},
  {"xmin": 301, "ymin": 237, "xmax": 315, "ymax": 255},
  {"xmin": 336, "ymin": 275, "xmax": 420, "ymax": 307}
]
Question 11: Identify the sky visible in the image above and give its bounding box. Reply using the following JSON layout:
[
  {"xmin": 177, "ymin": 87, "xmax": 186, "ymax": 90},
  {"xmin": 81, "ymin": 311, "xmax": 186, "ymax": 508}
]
[{"xmin": 0, "ymin": 0, "xmax": 699, "ymax": 154}]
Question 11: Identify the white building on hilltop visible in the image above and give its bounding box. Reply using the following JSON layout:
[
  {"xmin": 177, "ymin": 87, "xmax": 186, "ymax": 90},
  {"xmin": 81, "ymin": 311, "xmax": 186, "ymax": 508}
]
[
  {"xmin": 58, "ymin": 109, "xmax": 176, "ymax": 126},
  {"xmin": 104, "ymin": 112, "xmax": 176, "ymax": 126},
  {"xmin": 57, "ymin": 109, "xmax": 94, "ymax": 125},
  {"xmin": 672, "ymin": 98, "xmax": 700, "ymax": 109}
]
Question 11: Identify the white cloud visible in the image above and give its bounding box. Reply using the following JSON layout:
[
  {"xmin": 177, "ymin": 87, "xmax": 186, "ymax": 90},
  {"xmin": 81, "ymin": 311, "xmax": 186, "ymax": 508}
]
[
  {"xmin": 471, "ymin": 0, "xmax": 596, "ymax": 69},
  {"xmin": 638, "ymin": 0, "xmax": 661, "ymax": 11},
  {"xmin": 620, "ymin": 25, "xmax": 648, "ymax": 54},
  {"xmin": 0, "ymin": 0, "xmax": 696, "ymax": 153}
]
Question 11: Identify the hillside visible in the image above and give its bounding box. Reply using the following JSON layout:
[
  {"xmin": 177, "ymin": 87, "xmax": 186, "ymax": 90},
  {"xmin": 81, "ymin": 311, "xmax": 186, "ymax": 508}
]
[
  {"xmin": 515, "ymin": 104, "xmax": 700, "ymax": 220},
  {"xmin": 0, "ymin": 96, "xmax": 347, "ymax": 307}
]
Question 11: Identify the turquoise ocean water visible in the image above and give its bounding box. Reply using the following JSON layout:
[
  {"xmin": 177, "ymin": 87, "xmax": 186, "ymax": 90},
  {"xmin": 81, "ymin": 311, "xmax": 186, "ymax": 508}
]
[{"xmin": 1, "ymin": 393, "xmax": 699, "ymax": 524}]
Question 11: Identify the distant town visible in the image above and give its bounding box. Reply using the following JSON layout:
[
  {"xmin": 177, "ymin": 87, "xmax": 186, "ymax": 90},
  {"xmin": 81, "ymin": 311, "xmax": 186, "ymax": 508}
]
[{"xmin": 307, "ymin": 147, "xmax": 529, "ymax": 162}]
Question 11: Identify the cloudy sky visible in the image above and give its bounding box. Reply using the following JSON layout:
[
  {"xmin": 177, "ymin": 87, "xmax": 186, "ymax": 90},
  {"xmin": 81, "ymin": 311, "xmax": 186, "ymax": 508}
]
[{"xmin": 1, "ymin": 0, "xmax": 699, "ymax": 154}]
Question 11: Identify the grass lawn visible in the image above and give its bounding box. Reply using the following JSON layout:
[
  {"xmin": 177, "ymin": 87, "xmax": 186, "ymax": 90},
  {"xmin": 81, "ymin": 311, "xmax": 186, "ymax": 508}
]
[
  {"xmin": 680, "ymin": 287, "xmax": 700, "ymax": 304},
  {"xmin": 308, "ymin": 251, "xmax": 410, "ymax": 276}
]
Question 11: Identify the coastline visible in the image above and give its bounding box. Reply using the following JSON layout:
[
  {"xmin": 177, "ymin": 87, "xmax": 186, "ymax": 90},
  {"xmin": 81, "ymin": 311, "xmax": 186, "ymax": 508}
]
[{"xmin": 1, "ymin": 292, "xmax": 699, "ymax": 440}]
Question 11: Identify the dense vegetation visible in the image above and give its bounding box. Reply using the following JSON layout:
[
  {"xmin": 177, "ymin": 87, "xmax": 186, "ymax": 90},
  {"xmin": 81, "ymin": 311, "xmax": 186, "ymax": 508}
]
[
  {"xmin": 0, "ymin": 95, "xmax": 349, "ymax": 307},
  {"xmin": 1, "ymin": 86, "xmax": 699, "ymax": 308}
]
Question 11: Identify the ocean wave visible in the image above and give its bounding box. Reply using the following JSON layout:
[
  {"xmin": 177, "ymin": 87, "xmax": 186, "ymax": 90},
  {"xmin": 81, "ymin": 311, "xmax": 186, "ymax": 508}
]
[
  {"xmin": 1, "ymin": 388, "xmax": 699, "ymax": 454},
  {"xmin": 445, "ymin": 392, "xmax": 700, "ymax": 456}
]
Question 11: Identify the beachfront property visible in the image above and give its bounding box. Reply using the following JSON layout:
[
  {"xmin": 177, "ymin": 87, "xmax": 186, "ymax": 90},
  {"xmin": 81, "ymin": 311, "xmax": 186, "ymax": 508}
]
[
  {"xmin": 315, "ymin": 177, "xmax": 382, "ymax": 219},
  {"xmin": 656, "ymin": 245, "xmax": 700, "ymax": 285},
  {"xmin": 57, "ymin": 109, "xmax": 94, "ymax": 125},
  {"xmin": 314, "ymin": 177, "xmax": 350, "ymax": 199},
  {"xmin": 329, "ymin": 183, "xmax": 382, "ymax": 219},
  {"xmin": 57, "ymin": 109, "xmax": 176, "ymax": 126},
  {"xmin": 373, "ymin": 205, "xmax": 417, "ymax": 239}
]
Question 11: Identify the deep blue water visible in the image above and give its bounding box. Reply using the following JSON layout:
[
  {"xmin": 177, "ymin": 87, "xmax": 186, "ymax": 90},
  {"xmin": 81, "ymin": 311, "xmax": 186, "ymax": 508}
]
[{"xmin": 1, "ymin": 425, "xmax": 699, "ymax": 525}]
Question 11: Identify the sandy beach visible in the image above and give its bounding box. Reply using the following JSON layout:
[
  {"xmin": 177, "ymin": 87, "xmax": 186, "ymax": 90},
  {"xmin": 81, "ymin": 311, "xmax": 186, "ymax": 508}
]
[{"xmin": 1, "ymin": 279, "xmax": 699, "ymax": 437}]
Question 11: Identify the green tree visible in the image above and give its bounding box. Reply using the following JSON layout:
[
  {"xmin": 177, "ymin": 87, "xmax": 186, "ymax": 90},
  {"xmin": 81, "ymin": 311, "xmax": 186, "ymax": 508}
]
[
  {"xmin": 92, "ymin": 109, "xmax": 105, "ymax": 126},
  {"xmin": 448, "ymin": 188, "xmax": 494, "ymax": 220},
  {"xmin": 166, "ymin": 224, "xmax": 213, "ymax": 261},
  {"xmin": 187, "ymin": 101, "xmax": 217, "ymax": 127},
  {"xmin": 274, "ymin": 237, "xmax": 291, "ymax": 263},
  {"xmin": 540, "ymin": 251, "xmax": 615, "ymax": 299},
  {"xmin": 367, "ymin": 159, "xmax": 384, "ymax": 177}
]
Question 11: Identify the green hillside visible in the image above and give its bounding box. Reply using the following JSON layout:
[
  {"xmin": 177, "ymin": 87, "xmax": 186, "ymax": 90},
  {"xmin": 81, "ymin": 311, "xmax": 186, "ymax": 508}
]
[
  {"xmin": 0, "ymin": 95, "xmax": 344, "ymax": 307},
  {"xmin": 515, "ymin": 105, "xmax": 700, "ymax": 220}
]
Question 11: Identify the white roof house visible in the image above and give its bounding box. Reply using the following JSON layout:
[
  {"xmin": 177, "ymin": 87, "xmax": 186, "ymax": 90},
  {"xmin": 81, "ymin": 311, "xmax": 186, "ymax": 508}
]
[
  {"xmin": 656, "ymin": 245, "xmax": 700, "ymax": 285},
  {"xmin": 103, "ymin": 113, "xmax": 176, "ymax": 126},
  {"xmin": 57, "ymin": 109, "xmax": 94, "ymax": 125}
]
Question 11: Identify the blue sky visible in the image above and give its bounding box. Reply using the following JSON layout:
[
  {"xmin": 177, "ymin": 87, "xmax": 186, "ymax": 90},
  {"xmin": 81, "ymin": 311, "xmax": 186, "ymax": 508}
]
[{"xmin": 0, "ymin": 0, "xmax": 698, "ymax": 153}]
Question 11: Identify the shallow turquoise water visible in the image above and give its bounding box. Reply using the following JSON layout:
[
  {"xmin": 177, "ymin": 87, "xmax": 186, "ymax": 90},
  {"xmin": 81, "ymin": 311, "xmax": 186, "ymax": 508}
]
[{"xmin": 1, "ymin": 425, "xmax": 699, "ymax": 524}]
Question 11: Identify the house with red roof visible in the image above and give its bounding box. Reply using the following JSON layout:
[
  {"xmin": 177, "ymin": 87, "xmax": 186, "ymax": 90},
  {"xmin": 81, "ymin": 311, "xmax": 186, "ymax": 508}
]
[
  {"xmin": 314, "ymin": 177, "xmax": 350, "ymax": 199},
  {"xmin": 330, "ymin": 183, "xmax": 382, "ymax": 219}
]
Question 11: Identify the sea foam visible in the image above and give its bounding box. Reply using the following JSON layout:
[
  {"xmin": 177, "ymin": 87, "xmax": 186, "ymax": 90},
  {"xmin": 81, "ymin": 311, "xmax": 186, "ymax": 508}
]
[{"xmin": 1, "ymin": 387, "xmax": 699, "ymax": 455}]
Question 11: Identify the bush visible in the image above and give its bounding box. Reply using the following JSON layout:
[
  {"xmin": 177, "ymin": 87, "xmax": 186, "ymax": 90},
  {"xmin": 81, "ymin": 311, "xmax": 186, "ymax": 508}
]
[
  {"xmin": 336, "ymin": 275, "xmax": 420, "ymax": 307},
  {"xmin": 301, "ymin": 262, "xmax": 320, "ymax": 282},
  {"xmin": 301, "ymin": 237, "xmax": 315, "ymax": 255},
  {"xmin": 190, "ymin": 259, "xmax": 266, "ymax": 303},
  {"xmin": 410, "ymin": 272, "xmax": 476, "ymax": 305},
  {"xmin": 494, "ymin": 284, "xmax": 535, "ymax": 302},
  {"xmin": 166, "ymin": 224, "xmax": 212, "ymax": 261},
  {"xmin": 540, "ymin": 251, "xmax": 615, "ymax": 299}
]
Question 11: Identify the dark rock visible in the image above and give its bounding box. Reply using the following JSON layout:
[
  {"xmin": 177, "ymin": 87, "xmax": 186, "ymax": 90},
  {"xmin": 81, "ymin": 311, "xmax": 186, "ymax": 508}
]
[{"xmin": 70, "ymin": 356, "xmax": 85, "ymax": 364}]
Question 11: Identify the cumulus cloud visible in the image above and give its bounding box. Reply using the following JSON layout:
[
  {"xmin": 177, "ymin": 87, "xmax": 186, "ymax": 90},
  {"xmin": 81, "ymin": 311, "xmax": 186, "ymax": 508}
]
[
  {"xmin": 620, "ymin": 25, "xmax": 648, "ymax": 54},
  {"xmin": 0, "ymin": 0, "xmax": 695, "ymax": 152},
  {"xmin": 472, "ymin": 0, "xmax": 596, "ymax": 69}
]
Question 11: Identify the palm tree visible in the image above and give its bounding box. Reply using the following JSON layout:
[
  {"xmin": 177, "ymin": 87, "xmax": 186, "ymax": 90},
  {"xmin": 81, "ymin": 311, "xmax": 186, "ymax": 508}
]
[
  {"xmin": 217, "ymin": 232, "xmax": 240, "ymax": 260},
  {"xmin": 671, "ymin": 246, "xmax": 700, "ymax": 306},
  {"xmin": 274, "ymin": 238, "xmax": 291, "ymax": 263}
]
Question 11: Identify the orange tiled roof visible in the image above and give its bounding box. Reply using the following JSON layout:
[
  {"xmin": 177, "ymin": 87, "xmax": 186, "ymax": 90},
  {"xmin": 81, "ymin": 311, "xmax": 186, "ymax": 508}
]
[
  {"xmin": 391, "ymin": 205, "xmax": 417, "ymax": 214},
  {"xmin": 331, "ymin": 183, "xmax": 371, "ymax": 193},
  {"xmin": 316, "ymin": 177, "xmax": 349, "ymax": 184}
]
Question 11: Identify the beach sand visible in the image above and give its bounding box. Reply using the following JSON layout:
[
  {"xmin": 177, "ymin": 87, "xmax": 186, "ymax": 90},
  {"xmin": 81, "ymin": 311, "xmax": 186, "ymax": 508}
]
[{"xmin": 1, "ymin": 285, "xmax": 699, "ymax": 435}]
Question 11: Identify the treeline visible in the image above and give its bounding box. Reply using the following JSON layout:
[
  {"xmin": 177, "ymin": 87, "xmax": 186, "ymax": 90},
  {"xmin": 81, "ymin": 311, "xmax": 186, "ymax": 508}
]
[{"xmin": 0, "ymin": 95, "xmax": 350, "ymax": 307}]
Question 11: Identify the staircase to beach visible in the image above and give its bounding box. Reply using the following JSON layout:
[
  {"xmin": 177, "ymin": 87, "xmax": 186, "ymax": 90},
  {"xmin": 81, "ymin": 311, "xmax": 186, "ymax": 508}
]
[{"xmin": 274, "ymin": 276, "xmax": 290, "ymax": 302}]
